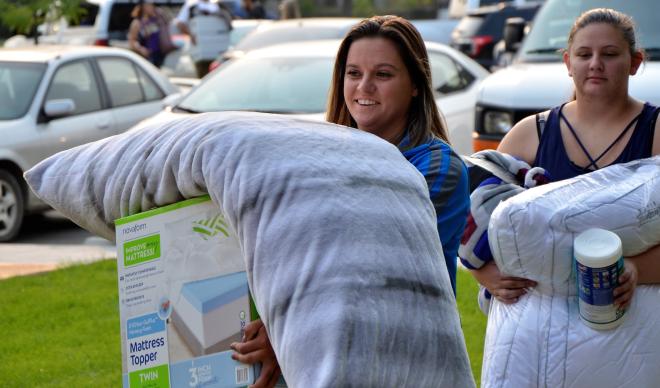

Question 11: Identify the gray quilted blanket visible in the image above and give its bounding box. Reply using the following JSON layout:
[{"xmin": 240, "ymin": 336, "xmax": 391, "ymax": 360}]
[{"xmin": 24, "ymin": 112, "xmax": 474, "ymax": 387}]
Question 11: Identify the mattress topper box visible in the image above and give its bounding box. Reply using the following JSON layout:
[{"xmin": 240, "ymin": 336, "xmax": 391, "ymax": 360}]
[{"xmin": 115, "ymin": 196, "xmax": 258, "ymax": 388}]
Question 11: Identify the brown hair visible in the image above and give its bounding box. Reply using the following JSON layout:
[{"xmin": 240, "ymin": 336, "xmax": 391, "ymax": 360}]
[
  {"xmin": 568, "ymin": 8, "xmax": 640, "ymax": 57},
  {"xmin": 326, "ymin": 15, "xmax": 449, "ymax": 146}
]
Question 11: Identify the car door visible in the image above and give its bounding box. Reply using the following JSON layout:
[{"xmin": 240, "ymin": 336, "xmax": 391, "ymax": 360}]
[
  {"xmin": 32, "ymin": 58, "xmax": 115, "ymax": 168},
  {"xmin": 428, "ymin": 50, "xmax": 480, "ymax": 155},
  {"xmin": 95, "ymin": 56, "xmax": 167, "ymax": 134}
]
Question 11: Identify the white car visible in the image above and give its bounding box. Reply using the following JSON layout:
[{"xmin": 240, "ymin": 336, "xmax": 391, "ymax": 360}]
[
  {"xmin": 213, "ymin": 18, "xmax": 361, "ymax": 67},
  {"xmin": 0, "ymin": 45, "xmax": 180, "ymax": 241},
  {"xmin": 154, "ymin": 39, "xmax": 488, "ymax": 155}
]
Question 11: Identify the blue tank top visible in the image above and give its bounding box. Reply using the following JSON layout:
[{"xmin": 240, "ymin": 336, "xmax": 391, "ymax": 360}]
[{"xmin": 534, "ymin": 102, "xmax": 659, "ymax": 182}]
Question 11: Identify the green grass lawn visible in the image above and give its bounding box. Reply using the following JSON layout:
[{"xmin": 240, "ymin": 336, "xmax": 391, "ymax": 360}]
[
  {"xmin": 457, "ymin": 268, "xmax": 488, "ymax": 386},
  {"xmin": 0, "ymin": 261, "xmax": 486, "ymax": 387},
  {"xmin": 0, "ymin": 260, "xmax": 121, "ymax": 387}
]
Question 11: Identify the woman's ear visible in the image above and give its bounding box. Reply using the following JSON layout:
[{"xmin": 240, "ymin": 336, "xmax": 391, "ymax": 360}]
[
  {"xmin": 412, "ymin": 84, "xmax": 418, "ymax": 97},
  {"xmin": 630, "ymin": 50, "xmax": 644, "ymax": 75},
  {"xmin": 563, "ymin": 50, "xmax": 572, "ymax": 77}
]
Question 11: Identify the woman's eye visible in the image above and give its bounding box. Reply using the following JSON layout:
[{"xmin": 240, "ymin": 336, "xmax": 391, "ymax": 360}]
[
  {"xmin": 376, "ymin": 72, "xmax": 392, "ymax": 78},
  {"xmin": 346, "ymin": 70, "xmax": 360, "ymax": 78}
]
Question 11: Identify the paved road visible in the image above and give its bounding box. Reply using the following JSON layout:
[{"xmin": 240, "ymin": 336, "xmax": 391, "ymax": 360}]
[{"xmin": 0, "ymin": 210, "xmax": 116, "ymax": 279}]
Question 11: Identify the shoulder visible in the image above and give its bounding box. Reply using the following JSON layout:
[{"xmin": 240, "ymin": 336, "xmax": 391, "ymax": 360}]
[
  {"xmin": 412, "ymin": 139, "xmax": 468, "ymax": 196},
  {"xmin": 128, "ymin": 19, "xmax": 140, "ymax": 32},
  {"xmin": 497, "ymin": 110, "xmax": 550, "ymax": 165},
  {"xmin": 652, "ymin": 104, "xmax": 660, "ymax": 156}
]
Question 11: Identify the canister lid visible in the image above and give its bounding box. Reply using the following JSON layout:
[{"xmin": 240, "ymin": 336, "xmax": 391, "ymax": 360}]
[{"xmin": 574, "ymin": 228, "xmax": 622, "ymax": 266}]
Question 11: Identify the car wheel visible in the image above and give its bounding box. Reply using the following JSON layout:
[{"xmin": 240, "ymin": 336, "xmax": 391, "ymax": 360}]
[{"xmin": 0, "ymin": 170, "xmax": 24, "ymax": 242}]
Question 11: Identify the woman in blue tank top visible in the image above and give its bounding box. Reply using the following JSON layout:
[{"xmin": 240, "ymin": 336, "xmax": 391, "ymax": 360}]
[{"xmin": 472, "ymin": 8, "xmax": 660, "ymax": 309}]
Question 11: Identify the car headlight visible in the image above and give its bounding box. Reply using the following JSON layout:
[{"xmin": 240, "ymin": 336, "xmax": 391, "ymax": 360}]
[{"xmin": 483, "ymin": 110, "xmax": 513, "ymax": 135}]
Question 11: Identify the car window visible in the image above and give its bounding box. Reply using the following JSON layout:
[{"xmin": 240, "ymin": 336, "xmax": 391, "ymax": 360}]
[
  {"xmin": 178, "ymin": 57, "xmax": 333, "ymax": 113},
  {"xmin": 136, "ymin": 65, "xmax": 166, "ymax": 101},
  {"xmin": 98, "ymin": 57, "xmax": 152, "ymax": 107},
  {"xmin": 521, "ymin": 0, "xmax": 660, "ymax": 62},
  {"xmin": 235, "ymin": 26, "xmax": 351, "ymax": 51},
  {"xmin": 46, "ymin": 60, "xmax": 102, "ymax": 115},
  {"xmin": 0, "ymin": 62, "xmax": 46, "ymax": 120},
  {"xmin": 69, "ymin": 1, "xmax": 99, "ymax": 26},
  {"xmin": 428, "ymin": 51, "xmax": 475, "ymax": 95}
]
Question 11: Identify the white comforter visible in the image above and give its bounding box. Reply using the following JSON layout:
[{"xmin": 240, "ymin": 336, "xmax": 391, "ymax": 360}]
[
  {"xmin": 25, "ymin": 112, "xmax": 475, "ymax": 387},
  {"xmin": 484, "ymin": 156, "xmax": 660, "ymax": 387}
]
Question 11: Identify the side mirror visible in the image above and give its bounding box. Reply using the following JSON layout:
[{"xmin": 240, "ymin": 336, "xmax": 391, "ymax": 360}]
[
  {"xmin": 504, "ymin": 17, "xmax": 526, "ymax": 53},
  {"xmin": 44, "ymin": 98, "xmax": 76, "ymax": 118},
  {"xmin": 162, "ymin": 92, "xmax": 183, "ymax": 108}
]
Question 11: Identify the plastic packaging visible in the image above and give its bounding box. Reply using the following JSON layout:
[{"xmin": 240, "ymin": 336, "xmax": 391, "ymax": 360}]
[{"xmin": 574, "ymin": 228, "xmax": 625, "ymax": 330}]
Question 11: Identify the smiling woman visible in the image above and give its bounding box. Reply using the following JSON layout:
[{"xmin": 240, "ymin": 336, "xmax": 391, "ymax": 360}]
[
  {"xmin": 327, "ymin": 16, "xmax": 470, "ymax": 294},
  {"xmin": 229, "ymin": 16, "xmax": 474, "ymax": 388},
  {"xmin": 342, "ymin": 37, "xmax": 419, "ymax": 143}
]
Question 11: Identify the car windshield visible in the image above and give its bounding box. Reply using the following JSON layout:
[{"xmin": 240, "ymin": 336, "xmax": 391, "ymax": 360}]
[
  {"xmin": 0, "ymin": 62, "xmax": 47, "ymax": 120},
  {"xmin": 234, "ymin": 26, "xmax": 349, "ymax": 51},
  {"xmin": 520, "ymin": 0, "xmax": 660, "ymax": 62},
  {"xmin": 177, "ymin": 56, "xmax": 333, "ymax": 113}
]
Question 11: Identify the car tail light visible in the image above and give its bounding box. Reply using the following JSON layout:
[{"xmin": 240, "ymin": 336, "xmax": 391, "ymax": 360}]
[
  {"xmin": 208, "ymin": 60, "xmax": 221, "ymax": 72},
  {"xmin": 471, "ymin": 35, "xmax": 493, "ymax": 57},
  {"xmin": 94, "ymin": 38, "xmax": 109, "ymax": 46}
]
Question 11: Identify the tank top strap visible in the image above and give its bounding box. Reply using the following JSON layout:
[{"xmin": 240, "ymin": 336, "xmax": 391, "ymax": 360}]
[
  {"xmin": 621, "ymin": 102, "xmax": 659, "ymax": 158},
  {"xmin": 558, "ymin": 106, "xmax": 598, "ymax": 169},
  {"xmin": 558, "ymin": 104, "xmax": 644, "ymax": 170}
]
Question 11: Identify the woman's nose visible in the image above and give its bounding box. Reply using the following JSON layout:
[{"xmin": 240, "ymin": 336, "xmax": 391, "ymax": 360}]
[
  {"xmin": 357, "ymin": 76, "xmax": 375, "ymax": 93},
  {"xmin": 589, "ymin": 54, "xmax": 604, "ymax": 71}
]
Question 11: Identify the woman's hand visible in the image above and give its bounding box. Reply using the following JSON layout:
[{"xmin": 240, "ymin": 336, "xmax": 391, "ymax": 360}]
[
  {"xmin": 231, "ymin": 318, "xmax": 281, "ymax": 388},
  {"xmin": 470, "ymin": 261, "xmax": 537, "ymax": 304},
  {"xmin": 614, "ymin": 259, "xmax": 638, "ymax": 309}
]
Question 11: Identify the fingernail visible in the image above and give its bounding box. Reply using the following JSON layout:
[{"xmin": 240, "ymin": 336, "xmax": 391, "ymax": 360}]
[{"xmin": 230, "ymin": 343, "xmax": 237, "ymax": 350}]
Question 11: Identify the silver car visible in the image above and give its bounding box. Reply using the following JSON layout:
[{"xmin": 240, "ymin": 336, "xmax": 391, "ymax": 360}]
[
  {"xmin": 0, "ymin": 45, "xmax": 180, "ymax": 241},
  {"xmin": 166, "ymin": 40, "xmax": 488, "ymax": 155}
]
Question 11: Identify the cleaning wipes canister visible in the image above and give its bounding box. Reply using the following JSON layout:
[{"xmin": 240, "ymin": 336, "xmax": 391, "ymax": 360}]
[{"xmin": 574, "ymin": 228, "xmax": 626, "ymax": 330}]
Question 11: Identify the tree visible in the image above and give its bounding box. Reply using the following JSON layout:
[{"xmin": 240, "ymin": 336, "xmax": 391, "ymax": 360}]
[{"xmin": 0, "ymin": 0, "xmax": 86, "ymax": 43}]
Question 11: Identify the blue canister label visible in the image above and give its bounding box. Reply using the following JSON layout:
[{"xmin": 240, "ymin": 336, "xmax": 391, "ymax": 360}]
[{"xmin": 575, "ymin": 258, "xmax": 625, "ymax": 326}]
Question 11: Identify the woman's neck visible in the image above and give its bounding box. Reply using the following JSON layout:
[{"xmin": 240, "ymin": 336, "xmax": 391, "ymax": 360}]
[{"xmin": 573, "ymin": 94, "xmax": 637, "ymax": 123}]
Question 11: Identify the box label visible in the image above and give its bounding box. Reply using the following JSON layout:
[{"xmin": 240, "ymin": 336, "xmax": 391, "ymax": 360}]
[
  {"xmin": 124, "ymin": 235, "xmax": 161, "ymax": 267},
  {"xmin": 116, "ymin": 197, "xmax": 256, "ymax": 387},
  {"xmin": 129, "ymin": 364, "xmax": 170, "ymax": 388}
]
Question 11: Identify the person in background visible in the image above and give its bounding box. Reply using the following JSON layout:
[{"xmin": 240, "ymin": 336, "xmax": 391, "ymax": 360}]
[
  {"xmin": 231, "ymin": 15, "xmax": 470, "ymax": 388},
  {"xmin": 176, "ymin": 0, "xmax": 233, "ymax": 77},
  {"xmin": 278, "ymin": 0, "xmax": 300, "ymax": 19},
  {"xmin": 471, "ymin": 8, "xmax": 660, "ymax": 309},
  {"xmin": 240, "ymin": 0, "xmax": 266, "ymax": 19},
  {"xmin": 128, "ymin": 0, "xmax": 170, "ymax": 67}
]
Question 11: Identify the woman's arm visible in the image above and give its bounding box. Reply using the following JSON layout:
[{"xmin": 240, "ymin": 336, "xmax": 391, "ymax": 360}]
[
  {"xmin": 632, "ymin": 244, "xmax": 660, "ymax": 284},
  {"xmin": 128, "ymin": 20, "xmax": 149, "ymax": 58},
  {"xmin": 615, "ymin": 114, "xmax": 660, "ymax": 307},
  {"xmin": 467, "ymin": 113, "xmax": 545, "ymax": 303},
  {"xmin": 231, "ymin": 318, "xmax": 281, "ymax": 388},
  {"xmin": 615, "ymin": 244, "xmax": 660, "ymax": 308}
]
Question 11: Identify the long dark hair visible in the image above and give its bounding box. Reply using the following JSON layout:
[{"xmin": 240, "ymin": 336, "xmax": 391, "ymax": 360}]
[{"xmin": 326, "ymin": 15, "xmax": 450, "ymax": 146}]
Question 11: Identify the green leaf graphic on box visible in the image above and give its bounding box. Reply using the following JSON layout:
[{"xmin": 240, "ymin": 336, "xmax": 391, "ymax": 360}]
[{"xmin": 192, "ymin": 214, "xmax": 230, "ymax": 239}]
